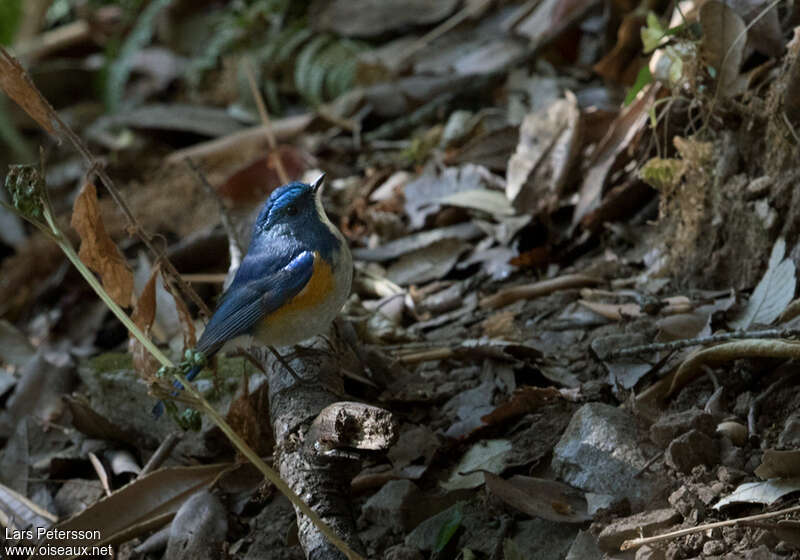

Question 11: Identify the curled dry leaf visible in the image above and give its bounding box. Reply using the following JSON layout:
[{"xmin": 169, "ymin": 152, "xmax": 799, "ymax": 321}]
[
  {"xmin": 129, "ymin": 265, "xmax": 159, "ymax": 382},
  {"xmin": 506, "ymin": 92, "xmax": 581, "ymax": 215},
  {"xmin": 71, "ymin": 183, "xmax": 134, "ymax": 308},
  {"xmin": 669, "ymin": 339, "xmax": 800, "ymax": 396},
  {"xmin": 714, "ymin": 478, "xmax": 800, "ymax": 509},
  {"xmin": 0, "ymin": 49, "xmax": 58, "ymax": 135}
]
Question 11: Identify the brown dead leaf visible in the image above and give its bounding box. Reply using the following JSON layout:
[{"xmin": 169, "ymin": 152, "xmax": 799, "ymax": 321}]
[
  {"xmin": 578, "ymin": 300, "xmax": 642, "ymax": 320},
  {"xmin": 71, "ymin": 183, "xmax": 134, "ymax": 307},
  {"xmin": 572, "ymin": 86, "xmax": 655, "ymax": 228},
  {"xmin": 484, "ymin": 472, "xmax": 591, "ymax": 523},
  {"xmin": 129, "ymin": 266, "xmax": 159, "ymax": 382},
  {"xmin": 217, "ymin": 146, "xmax": 308, "ymax": 206},
  {"xmin": 700, "ymin": 1, "xmax": 747, "ymax": 97},
  {"xmin": 593, "ymin": 9, "xmax": 647, "ymax": 85},
  {"xmin": 480, "ymin": 273, "xmax": 601, "ymax": 309},
  {"xmin": 509, "ymin": 246, "xmax": 551, "ymax": 270},
  {"xmin": 481, "ymin": 310, "xmax": 520, "ymax": 339},
  {"xmin": 132, "ymin": 266, "xmax": 157, "ymax": 331},
  {"xmin": 226, "ymin": 380, "xmax": 274, "ymax": 458},
  {"xmin": 0, "ymin": 48, "xmax": 58, "ymax": 135},
  {"xmin": 481, "ymin": 386, "xmax": 563, "ymax": 427}
]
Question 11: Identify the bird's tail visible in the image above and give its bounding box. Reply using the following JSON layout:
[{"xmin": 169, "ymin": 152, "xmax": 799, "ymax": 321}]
[{"xmin": 152, "ymin": 364, "xmax": 202, "ymax": 419}]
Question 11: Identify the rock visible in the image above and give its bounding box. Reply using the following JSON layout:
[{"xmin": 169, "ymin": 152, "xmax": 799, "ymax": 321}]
[
  {"xmin": 636, "ymin": 544, "xmax": 666, "ymax": 560},
  {"xmin": 361, "ymin": 480, "xmax": 424, "ymax": 531},
  {"xmin": 719, "ymin": 436, "xmax": 746, "ymax": 470},
  {"xmin": 649, "ymin": 408, "xmax": 716, "ymax": 447},
  {"xmin": 405, "ymin": 501, "xmax": 496, "ymax": 555},
  {"xmin": 53, "ymin": 479, "xmax": 106, "ymax": 518},
  {"xmin": 668, "ymin": 486, "xmax": 704, "ymax": 519},
  {"xmin": 597, "ymin": 508, "xmax": 680, "ymax": 551},
  {"xmin": 551, "ymin": 403, "xmax": 654, "ymax": 505},
  {"xmin": 385, "ymin": 545, "xmax": 424, "ymax": 560},
  {"xmin": 166, "ymin": 490, "xmax": 227, "ymax": 560},
  {"xmin": 585, "ymin": 493, "xmax": 617, "ymax": 516},
  {"xmin": 716, "ymin": 421, "xmax": 748, "ymax": 446},
  {"xmin": 716, "ymin": 465, "xmax": 746, "ymax": 485},
  {"xmin": 511, "ymin": 519, "xmax": 577, "ymax": 560},
  {"xmin": 717, "ymin": 545, "xmax": 783, "ymax": 559},
  {"xmin": 565, "ymin": 531, "xmax": 602, "ymax": 560},
  {"xmin": 244, "ymin": 496, "xmax": 304, "ymax": 560},
  {"xmin": 665, "ymin": 430, "xmax": 719, "ymax": 473},
  {"xmin": 778, "ymin": 415, "xmax": 800, "ymax": 448},
  {"xmin": 405, "ymin": 502, "xmax": 463, "ymax": 550}
]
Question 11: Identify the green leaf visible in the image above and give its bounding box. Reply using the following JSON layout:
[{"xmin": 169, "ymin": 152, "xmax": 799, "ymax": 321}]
[
  {"xmin": 624, "ymin": 65, "xmax": 652, "ymax": 106},
  {"xmin": 433, "ymin": 503, "xmax": 462, "ymax": 554},
  {"xmin": 641, "ymin": 11, "xmax": 666, "ymax": 53},
  {"xmin": 641, "ymin": 11, "xmax": 685, "ymax": 54},
  {"xmin": 0, "ymin": 0, "xmax": 21, "ymax": 45}
]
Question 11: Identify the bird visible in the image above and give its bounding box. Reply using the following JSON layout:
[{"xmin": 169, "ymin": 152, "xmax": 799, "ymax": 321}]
[{"xmin": 153, "ymin": 174, "xmax": 352, "ymax": 418}]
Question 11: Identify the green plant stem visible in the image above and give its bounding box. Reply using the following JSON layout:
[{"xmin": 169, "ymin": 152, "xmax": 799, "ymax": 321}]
[{"xmin": 40, "ymin": 207, "xmax": 363, "ymax": 560}]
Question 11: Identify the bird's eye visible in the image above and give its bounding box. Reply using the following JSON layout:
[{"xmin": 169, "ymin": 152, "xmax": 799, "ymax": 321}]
[{"xmin": 286, "ymin": 204, "xmax": 298, "ymax": 216}]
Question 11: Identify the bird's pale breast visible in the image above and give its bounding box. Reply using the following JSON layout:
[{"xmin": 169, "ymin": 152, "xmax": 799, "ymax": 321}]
[{"xmin": 253, "ymin": 250, "xmax": 350, "ymax": 347}]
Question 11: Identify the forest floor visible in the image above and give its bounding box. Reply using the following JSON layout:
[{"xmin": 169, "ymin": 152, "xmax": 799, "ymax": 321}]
[{"xmin": 2, "ymin": 1, "xmax": 800, "ymax": 559}]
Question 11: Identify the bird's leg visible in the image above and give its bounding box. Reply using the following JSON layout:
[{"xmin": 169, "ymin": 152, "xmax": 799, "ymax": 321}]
[
  {"xmin": 268, "ymin": 345, "xmax": 315, "ymax": 384},
  {"xmin": 231, "ymin": 347, "xmax": 267, "ymax": 374}
]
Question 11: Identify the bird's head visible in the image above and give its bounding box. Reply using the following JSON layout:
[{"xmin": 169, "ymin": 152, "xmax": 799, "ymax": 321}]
[{"xmin": 255, "ymin": 174, "xmax": 327, "ymax": 234}]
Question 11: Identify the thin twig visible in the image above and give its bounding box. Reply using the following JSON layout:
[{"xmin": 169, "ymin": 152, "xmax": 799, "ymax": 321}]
[
  {"xmin": 140, "ymin": 432, "xmax": 182, "ymax": 476},
  {"xmin": 634, "ymin": 451, "xmax": 663, "ymax": 478},
  {"xmin": 184, "ymin": 157, "xmax": 243, "ymax": 277},
  {"xmin": 620, "ymin": 504, "xmax": 800, "ymax": 551},
  {"xmin": 607, "ymin": 327, "xmax": 800, "ymax": 360},
  {"xmin": 244, "ymin": 59, "xmax": 289, "ymax": 184}
]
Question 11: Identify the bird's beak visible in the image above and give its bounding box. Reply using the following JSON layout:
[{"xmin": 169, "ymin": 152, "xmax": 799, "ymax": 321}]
[{"xmin": 311, "ymin": 173, "xmax": 326, "ymax": 195}]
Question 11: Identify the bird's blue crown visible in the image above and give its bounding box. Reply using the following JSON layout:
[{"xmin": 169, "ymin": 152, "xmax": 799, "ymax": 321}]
[{"xmin": 257, "ymin": 181, "xmax": 310, "ymax": 228}]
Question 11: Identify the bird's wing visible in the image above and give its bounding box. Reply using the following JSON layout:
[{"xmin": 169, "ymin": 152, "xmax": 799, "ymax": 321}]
[{"xmin": 195, "ymin": 250, "xmax": 314, "ymax": 356}]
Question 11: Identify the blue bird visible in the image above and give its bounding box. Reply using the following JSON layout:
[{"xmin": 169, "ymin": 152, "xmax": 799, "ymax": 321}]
[{"xmin": 153, "ymin": 174, "xmax": 352, "ymax": 418}]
